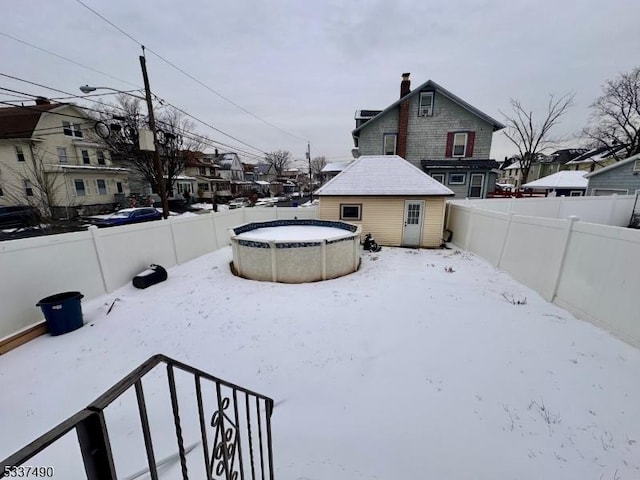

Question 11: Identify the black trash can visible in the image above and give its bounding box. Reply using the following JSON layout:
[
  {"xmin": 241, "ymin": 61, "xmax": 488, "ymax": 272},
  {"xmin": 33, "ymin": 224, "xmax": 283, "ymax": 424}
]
[
  {"xmin": 36, "ymin": 291, "xmax": 84, "ymax": 336},
  {"xmin": 133, "ymin": 264, "xmax": 168, "ymax": 289}
]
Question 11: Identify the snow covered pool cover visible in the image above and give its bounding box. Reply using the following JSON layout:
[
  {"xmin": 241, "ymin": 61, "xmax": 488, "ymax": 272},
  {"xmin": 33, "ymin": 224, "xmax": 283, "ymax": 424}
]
[{"xmin": 236, "ymin": 225, "xmax": 350, "ymax": 242}]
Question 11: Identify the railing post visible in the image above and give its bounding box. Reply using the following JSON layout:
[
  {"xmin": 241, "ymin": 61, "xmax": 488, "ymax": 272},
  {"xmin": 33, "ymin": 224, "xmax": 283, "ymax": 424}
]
[{"xmin": 76, "ymin": 410, "xmax": 117, "ymax": 480}]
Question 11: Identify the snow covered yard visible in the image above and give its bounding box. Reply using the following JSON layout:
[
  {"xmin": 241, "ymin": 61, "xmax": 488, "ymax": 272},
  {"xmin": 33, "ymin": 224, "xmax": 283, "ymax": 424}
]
[{"xmin": 1, "ymin": 246, "xmax": 639, "ymax": 479}]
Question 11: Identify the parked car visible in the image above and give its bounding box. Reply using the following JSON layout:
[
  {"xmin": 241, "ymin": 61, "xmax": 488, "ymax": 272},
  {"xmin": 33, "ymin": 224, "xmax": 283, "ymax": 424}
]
[
  {"xmin": 0, "ymin": 205, "xmax": 41, "ymax": 229},
  {"xmin": 228, "ymin": 197, "xmax": 252, "ymax": 209},
  {"xmin": 88, "ymin": 208, "xmax": 162, "ymax": 228}
]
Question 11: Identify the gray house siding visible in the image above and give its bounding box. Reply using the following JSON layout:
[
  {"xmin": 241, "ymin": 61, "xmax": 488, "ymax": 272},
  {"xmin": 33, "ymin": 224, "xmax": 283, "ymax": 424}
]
[
  {"xmin": 358, "ymin": 109, "xmax": 399, "ymax": 156},
  {"xmin": 357, "ymin": 92, "xmax": 494, "ymax": 169},
  {"xmin": 430, "ymin": 170, "xmax": 497, "ymax": 198},
  {"xmin": 587, "ymin": 160, "xmax": 640, "ymax": 195},
  {"xmin": 405, "ymin": 92, "xmax": 493, "ymax": 165}
]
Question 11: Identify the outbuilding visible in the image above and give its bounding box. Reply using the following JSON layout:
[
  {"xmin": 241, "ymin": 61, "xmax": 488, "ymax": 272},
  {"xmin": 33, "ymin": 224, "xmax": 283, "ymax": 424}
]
[
  {"xmin": 315, "ymin": 155, "xmax": 454, "ymax": 247},
  {"xmin": 584, "ymin": 153, "xmax": 640, "ymax": 196},
  {"xmin": 521, "ymin": 170, "xmax": 588, "ymax": 197}
]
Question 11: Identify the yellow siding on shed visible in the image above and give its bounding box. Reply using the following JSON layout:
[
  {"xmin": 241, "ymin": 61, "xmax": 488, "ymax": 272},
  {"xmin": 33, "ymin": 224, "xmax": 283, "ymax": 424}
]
[{"xmin": 319, "ymin": 196, "xmax": 446, "ymax": 247}]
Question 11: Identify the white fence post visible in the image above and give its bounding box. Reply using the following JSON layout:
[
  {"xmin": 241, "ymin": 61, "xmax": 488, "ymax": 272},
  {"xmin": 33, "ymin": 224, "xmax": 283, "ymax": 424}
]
[
  {"xmin": 608, "ymin": 194, "xmax": 618, "ymax": 225},
  {"xmin": 555, "ymin": 196, "xmax": 564, "ymax": 219},
  {"xmin": 496, "ymin": 212, "xmax": 515, "ymax": 268},
  {"xmin": 548, "ymin": 215, "xmax": 578, "ymax": 302},
  {"xmin": 167, "ymin": 217, "xmax": 180, "ymax": 265},
  {"xmin": 463, "ymin": 206, "xmax": 475, "ymax": 250},
  {"xmin": 88, "ymin": 226, "xmax": 109, "ymax": 294}
]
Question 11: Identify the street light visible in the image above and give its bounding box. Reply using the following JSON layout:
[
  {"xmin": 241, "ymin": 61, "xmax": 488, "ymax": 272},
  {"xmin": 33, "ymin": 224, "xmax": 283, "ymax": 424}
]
[{"xmin": 79, "ymin": 80, "xmax": 169, "ymax": 219}]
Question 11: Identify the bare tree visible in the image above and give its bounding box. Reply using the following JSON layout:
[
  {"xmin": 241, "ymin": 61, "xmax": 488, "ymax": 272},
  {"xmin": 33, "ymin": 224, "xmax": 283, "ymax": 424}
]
[
  {"xmin": 4, "ymin": 145, "xmax": 70, "ymax": 223},
  {"xmin": 265, "ymin": 150, "xmax": 292, "ymax": 175},
  {"xmin": 583, "ymin": 66, "xmax": 640, "ymax": 159},
  {"xmin": 501, "ymin": 93, "xmax": 574, "ymax": 185},
  {"xmin": 99, "ymin": 95, "xmax": 205, "ymax": 195},
  {"xmin": 309, "ymin": 156, "xmax": 327, "ymax": 179}
]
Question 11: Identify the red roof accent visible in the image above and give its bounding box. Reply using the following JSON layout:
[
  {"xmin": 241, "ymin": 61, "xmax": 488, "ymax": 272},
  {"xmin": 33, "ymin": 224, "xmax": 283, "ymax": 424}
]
[{"xmin": 0, "ymin": 104, "xmax": 62, "ymax": 139}]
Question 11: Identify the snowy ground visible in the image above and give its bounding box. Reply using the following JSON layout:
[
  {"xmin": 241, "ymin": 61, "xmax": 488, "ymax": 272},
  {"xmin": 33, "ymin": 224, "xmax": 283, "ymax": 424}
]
[{"xmin": 1, "ymin": 247, "xmax": 639, "ymax": 479}]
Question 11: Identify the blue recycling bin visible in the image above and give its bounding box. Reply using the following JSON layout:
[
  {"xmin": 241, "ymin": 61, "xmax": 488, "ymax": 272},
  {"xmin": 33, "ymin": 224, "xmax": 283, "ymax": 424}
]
[{"xmin": 36, "ymin": 291, "xmax": 84, "ymax": 336}]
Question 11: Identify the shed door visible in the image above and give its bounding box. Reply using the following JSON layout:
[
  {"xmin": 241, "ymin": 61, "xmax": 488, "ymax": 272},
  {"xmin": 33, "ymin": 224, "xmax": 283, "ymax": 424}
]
[{"xmin": 402, "ymin": 200, "xmax": 424, "ymax": 247}]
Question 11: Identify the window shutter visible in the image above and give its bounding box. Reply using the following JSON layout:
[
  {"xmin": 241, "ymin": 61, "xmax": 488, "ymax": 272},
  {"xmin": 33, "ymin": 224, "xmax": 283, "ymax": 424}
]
[
  {"xmin": 445, "ymin": 132, "xmax": 454, "ymax": 158},
  {"xmin": 466, "ymin": 132, "xmax": 475, "ymax": 157}
]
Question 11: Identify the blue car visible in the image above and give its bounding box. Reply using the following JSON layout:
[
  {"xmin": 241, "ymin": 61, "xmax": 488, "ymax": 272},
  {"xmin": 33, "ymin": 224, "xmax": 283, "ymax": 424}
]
[{"xmin": 90, "ymin": 208, "xmax": 162, "ymax": 228}]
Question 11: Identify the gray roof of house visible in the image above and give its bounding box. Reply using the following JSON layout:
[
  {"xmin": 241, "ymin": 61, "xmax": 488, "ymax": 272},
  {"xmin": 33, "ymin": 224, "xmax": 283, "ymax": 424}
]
[
  {"xmin": 422, "ymin": 159, "xmax": 500, "ymax": 170},
  {"xmin": 315, "ymin": 155, "xmax": 454, "ymax": 196},
  {"xmin": 584, "ymin": 152, "xmax": 640, "ymax": 178},
  {"xmin": 352, "ymin": 79, "xmax": 505, "ymax": 136}
]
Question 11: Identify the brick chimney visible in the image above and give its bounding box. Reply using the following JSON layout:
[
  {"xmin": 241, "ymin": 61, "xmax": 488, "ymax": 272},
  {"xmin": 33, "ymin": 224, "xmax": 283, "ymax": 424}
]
[{"xmin": 397, "ymin": 73, "xmax": 411, "ymax": 158}]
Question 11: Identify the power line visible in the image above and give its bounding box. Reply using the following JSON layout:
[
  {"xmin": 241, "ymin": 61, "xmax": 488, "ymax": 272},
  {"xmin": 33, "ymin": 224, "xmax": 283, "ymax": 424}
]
[
  {"xmin": 2, "ymin": 74, "xmax": 270, "ymax": 156},
  {"xmin": 73, "ymin": 0, "xmax": 310, "ymax": 144},
  {"xmin": 0, "ymin": 31, "xmax": 141, "ymax": 90}
]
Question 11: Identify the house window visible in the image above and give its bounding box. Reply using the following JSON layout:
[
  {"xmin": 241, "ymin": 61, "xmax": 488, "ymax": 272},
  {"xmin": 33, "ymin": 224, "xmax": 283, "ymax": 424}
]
[
  {"xmin": 96, "ymin": 179, "xmax": 107, "ymax": 195},
  {"xmin": 209, "ymin": 167, "xmax": 215, "ymax": 175},
  {"xmin": 634, "ymin": 160, "xmax": 640, "ymax": 172},
  {"xmin": 81, "ymin": 150, "xmax": 90, "ymax": 164},
  {"xmin": 62, "ymin": 121, "xmax": 83, "ymax": 138},
  {"xmin": 340, "ymin": 204, "xmax": 362, "ymax": 221},
  {"xmin": 57, "ymin": 147, "xmax": 68, "ymax": 164},
  {"xmin": 448, "ymin": 173, "xmax": 467, "ymax": 185},
  {"xmin": 74, "ymin": 179, "xmax": 86, "ymax": 196},
  {"xmin": 24, "ymin": 180, "xmax": 34, "ymax": 196},
  {"xmin": 198, "ymin": 182, "xmax": 210, "ymax": 192},
  {"xmin": 199, "ymin": 167, "xmax": 206, "ymax": 175},
  {"xmin": 383, "ymin": 134, "xmax": 397, "ymax": 155},
  {"xmin": 15, "ymin": 146, "xmax": 26, "ymax": 162},
  {"xmin": 419, "ymin": 92, "xmax": 434, "ymax": 116},
  {"xmin": 116, "ymin": 182, "xmax": 124, "ymax": 193},
  {"xmin": 468, "ymin": 173, "xmax": 485, "ymax": 198},
  {"xmin": 453, "ymin": 133, "xmax": 468, "ymax": 157},
  {"xmin": 97, "ymin": 151, "xmax": 106, "ymax": 165},
  {"xmin": 431, "ymin": 173, "xmax": 445, "ymax": 184},
  {"xmin": 569, "ymin": 191, "xmax": 583, "ymax": 197}
]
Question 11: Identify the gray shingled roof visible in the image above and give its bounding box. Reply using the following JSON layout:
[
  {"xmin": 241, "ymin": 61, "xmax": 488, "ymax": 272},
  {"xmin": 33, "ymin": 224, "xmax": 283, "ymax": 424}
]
[{"xmin": 352, "ymin": 79, "xmax": 505, "ymax": 136}]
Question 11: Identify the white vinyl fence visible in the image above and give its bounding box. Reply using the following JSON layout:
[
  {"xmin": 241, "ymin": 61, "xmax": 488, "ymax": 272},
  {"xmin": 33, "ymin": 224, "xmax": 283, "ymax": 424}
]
[
  {"xmin": 450, "ymin": 194, "xmax": 637, "ymax": 227},
  {"xmin": 447, "ymin": 199, "xmax": 640, "ymax": 347},
  {"xmin": 0, "ymin": 207, "xmax": 318, "ymax": 340}
]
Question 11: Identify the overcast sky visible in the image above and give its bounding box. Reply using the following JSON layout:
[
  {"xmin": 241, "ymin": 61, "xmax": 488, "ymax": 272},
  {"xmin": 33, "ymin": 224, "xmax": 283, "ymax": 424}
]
[{"xmin": 2, "ymin": 0, "xmax": 639, "ymax": 166}]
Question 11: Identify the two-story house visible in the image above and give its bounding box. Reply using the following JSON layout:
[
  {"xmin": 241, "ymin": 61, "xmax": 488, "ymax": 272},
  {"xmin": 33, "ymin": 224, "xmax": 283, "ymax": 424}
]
[
  {"xmin": 352, "ymin": 73, "xmax": 505, "ymax": 198},
  {"xmin": 0, "ymin": 99, "xmax": 129, "ymax": 218}
]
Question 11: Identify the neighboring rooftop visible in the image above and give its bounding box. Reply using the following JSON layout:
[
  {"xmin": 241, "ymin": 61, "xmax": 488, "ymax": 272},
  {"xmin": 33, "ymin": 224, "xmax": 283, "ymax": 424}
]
[
  {"xmin": 522, "ymin": 170, "xmax": 588, "ymax": 189},
  {"xmin": 316, "ymin": 155, "xmax": 454, "ymax": 196},
  {"xmin": 0, "ymin": 102, "xmax": 63, "ymax": 139},
  {"xmin": 566, "ymin": 144, "xmax": 629, "ymax": 166},
  {"xmin": 321, "ymin": 161, "xmax": 352, "ymax": 173},
  {"xmin": 422, "ymin": 159, "xmax": 501, "ymax": 171},
  {"xmin": 584, "ymin": 152, "xmax": 640, "ymax": 178}
]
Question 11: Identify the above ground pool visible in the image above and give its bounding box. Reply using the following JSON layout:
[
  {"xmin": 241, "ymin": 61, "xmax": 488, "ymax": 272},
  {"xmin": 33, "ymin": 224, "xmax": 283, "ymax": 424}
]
[{"xmin": 230, "ymin": 219, "xmax": 361, "ymax": 283}]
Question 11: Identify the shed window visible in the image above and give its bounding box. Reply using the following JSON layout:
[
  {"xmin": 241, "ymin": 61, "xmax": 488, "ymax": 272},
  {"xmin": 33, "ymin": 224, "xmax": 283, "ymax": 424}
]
[{"xmin": 340, "ymin": 204, "xmax": 361, "ymax": 221}]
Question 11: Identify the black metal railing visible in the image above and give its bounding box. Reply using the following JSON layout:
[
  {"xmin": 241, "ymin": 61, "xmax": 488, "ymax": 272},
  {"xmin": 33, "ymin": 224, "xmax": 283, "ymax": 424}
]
[{"xmin": 1, "ymin": 354, "xmax": 275, "ymax": 480}]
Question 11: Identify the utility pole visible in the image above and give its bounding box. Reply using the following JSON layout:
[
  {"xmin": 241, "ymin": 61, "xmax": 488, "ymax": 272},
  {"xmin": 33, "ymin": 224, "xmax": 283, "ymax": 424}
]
[
  {"xmin": 139, "ymin": 51, "xmax": 169, "ymax": 219},
  {"xmin": 307, "ymin": 141, "xmax": 312, "ymax": 200}
]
